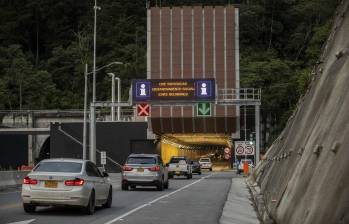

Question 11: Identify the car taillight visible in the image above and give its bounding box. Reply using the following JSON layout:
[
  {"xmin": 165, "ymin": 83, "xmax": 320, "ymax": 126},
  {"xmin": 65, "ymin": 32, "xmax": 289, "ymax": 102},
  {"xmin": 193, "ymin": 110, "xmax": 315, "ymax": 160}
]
[
  {"xmin": 64, "ymin": 178, "xmax": 84, "ymax": 186},
  {"xmin": 123, "ymin": 165, "xmax": 133, "ymax": 171},
  {"xmin": 149, "ymin": 165, "xmax": 160, "ymax": 172},
  {"xmin": 23, "ymin": 176, "xmax": 38, "ymax": 185}
]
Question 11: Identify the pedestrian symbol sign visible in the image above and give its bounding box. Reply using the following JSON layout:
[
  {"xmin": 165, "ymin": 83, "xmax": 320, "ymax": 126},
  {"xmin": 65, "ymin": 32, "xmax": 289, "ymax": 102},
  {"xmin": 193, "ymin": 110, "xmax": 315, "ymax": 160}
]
[{"xmin": 197, "ymin": 103, "xmax": 211, "ymax": 117}]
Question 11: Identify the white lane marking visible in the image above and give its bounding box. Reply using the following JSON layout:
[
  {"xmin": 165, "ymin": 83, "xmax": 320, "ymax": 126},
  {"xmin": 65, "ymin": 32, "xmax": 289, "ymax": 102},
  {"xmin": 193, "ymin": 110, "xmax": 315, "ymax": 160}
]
[
  {"xmin": 0, "ymin": 190, "xmax": 21, "ymax": 195},
  {"xmin": 7, "ymin": 219, "xmax": 35, "ymax": 224},
  {"xmin": 104, "ymin": 174, "xmax": 214, "ymax": 224}
]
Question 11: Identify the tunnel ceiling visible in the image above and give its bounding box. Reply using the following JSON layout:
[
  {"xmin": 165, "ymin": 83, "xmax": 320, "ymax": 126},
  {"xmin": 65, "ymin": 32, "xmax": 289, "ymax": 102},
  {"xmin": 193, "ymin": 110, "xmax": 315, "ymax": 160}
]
[{"xmin": 162, "ymin": 134, "xmax": 232, "ymax": 148}]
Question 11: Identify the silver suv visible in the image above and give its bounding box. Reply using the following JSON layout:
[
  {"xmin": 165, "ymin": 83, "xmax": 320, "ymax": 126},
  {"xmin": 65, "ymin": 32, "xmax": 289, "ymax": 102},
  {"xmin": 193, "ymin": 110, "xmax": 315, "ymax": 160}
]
[{"xmin": 121, "ymin": 154, "xmax": 169, "ymax": 191}]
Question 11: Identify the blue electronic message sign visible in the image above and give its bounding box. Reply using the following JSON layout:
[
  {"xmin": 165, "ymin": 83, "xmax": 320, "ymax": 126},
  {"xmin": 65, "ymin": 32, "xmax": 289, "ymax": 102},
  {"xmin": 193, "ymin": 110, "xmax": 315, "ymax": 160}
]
[{"xmin": 132, "ymin": 79, "xmax": 215, "ymax": 103}]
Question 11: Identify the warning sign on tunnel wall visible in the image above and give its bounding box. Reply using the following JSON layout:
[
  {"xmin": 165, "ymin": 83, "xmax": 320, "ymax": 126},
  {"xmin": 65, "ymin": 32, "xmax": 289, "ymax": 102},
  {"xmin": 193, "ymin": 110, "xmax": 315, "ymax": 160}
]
[{"xmin": 234, "ymin": 141, "xmax": 255, "ymax": 156}]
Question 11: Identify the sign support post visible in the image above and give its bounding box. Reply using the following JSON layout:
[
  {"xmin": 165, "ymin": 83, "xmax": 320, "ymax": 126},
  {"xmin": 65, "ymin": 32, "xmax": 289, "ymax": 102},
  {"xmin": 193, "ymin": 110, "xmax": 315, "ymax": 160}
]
[{"xmin": 255, "ymin": 104, "xmax": 260, "ymax": 164}]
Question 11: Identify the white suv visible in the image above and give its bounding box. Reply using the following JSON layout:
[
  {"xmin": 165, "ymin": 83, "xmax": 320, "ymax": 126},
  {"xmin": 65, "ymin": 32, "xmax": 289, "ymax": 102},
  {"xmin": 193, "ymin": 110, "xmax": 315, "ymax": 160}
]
[{"xmin": 199, "ymin": 158, "xmax": 213, "ymax": 171}]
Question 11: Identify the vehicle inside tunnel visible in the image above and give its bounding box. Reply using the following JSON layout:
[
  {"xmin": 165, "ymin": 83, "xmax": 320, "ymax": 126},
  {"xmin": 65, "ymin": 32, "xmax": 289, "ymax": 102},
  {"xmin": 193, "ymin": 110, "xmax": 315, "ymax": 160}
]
[{"xmin": 159, "ymin": 133, "xmax": 233, "ymax": 170}]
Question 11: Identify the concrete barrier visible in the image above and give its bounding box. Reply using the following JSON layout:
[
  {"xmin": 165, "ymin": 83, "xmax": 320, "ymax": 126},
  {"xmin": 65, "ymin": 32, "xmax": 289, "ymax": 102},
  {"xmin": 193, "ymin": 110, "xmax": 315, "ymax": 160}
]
[{"xmin": 0, "ymin": 171, "xmax": 29, "ymax": 190}]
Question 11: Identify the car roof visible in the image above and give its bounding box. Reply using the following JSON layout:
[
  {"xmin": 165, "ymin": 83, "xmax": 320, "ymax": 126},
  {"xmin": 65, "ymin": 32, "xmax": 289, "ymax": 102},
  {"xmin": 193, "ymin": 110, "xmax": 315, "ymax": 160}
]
[
  {"xmin": 40, "ymin": 158, "xmax": 86, "ymax": 163},
  {"xmin": 128, "ymin": 154, "xmax": 159, "ymax": 157}
]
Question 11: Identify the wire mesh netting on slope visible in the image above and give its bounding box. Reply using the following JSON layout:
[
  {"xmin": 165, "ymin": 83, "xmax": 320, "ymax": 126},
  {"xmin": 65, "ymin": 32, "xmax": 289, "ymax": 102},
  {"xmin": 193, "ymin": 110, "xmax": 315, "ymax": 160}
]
[{"xmin": 251, "ymin": 1, "xmax": 349, "ymax": 224}]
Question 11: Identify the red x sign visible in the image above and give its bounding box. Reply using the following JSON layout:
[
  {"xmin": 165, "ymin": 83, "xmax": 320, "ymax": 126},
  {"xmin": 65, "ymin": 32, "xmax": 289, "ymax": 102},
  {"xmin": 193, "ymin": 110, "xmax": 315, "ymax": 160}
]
[{"xmin": 137, "ymin": 104, "xmax": 150, "ymax": 116}]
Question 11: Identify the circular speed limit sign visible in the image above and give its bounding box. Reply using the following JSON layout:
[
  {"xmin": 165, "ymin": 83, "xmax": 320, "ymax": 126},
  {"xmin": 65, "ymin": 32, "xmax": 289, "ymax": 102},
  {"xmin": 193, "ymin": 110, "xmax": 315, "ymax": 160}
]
[
  {"xmin": 236, "ymin": 145, "xmax": 244, "ymax": 155},
  {"xmin": 245, "ymin": 145, "xmax": 254, "ymax": 155},
  {"xmin": 224, "ymin": 147, "xmax": 230, "ymax": 154}
]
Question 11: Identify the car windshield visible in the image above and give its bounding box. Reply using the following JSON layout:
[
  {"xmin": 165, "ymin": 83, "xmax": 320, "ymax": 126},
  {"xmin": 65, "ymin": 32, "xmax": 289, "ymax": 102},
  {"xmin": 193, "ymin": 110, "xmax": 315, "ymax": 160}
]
[
  {"xmin": 169, "ymin": 157, "xmax": 186, "ymax": 163},
  {"xmin": 127, "ymin": 157, "xmax": 156, "ymax": 164},
  {"xmin": 200, "ymin": 158, "xmax": 210, "ymax": 162},
  {"xmin": 34, "ymin": 161, "xmax": 82, "ymax": 173}
]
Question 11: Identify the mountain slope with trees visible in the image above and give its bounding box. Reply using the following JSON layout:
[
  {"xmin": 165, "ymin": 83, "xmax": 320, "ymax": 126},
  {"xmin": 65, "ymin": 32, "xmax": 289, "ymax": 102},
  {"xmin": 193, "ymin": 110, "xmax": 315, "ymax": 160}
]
[{"xmin": 0, "ymin": 0, "xmax": 338, "ymax": 145}]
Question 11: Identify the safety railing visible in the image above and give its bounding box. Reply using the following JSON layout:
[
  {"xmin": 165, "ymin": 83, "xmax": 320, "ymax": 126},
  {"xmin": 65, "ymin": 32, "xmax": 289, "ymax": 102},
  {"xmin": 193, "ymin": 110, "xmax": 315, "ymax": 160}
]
[{"xmin": 217, "ymin": 88, "xmax": 261, "ymax": 103}]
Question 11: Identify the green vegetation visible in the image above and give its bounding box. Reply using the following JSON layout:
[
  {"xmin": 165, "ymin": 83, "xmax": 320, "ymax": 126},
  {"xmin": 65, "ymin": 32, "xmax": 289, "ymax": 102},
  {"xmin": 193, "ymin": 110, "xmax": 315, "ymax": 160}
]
[{"xmin": 0, "ymin": 0, "xmax": 337, "ymax": 144}]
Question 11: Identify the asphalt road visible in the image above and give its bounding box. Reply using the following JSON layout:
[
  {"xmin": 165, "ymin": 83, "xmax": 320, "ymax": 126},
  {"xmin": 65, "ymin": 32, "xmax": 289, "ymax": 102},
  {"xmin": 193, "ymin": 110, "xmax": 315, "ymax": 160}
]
[{"xmin": 0, "ymin": 171, "xmax": 236, "ymax": 224}]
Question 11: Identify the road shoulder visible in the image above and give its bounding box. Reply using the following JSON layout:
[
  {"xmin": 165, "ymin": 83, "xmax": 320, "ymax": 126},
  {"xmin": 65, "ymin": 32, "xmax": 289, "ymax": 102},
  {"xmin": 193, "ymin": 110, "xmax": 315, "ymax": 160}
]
[{"xmin": 219, "ymin": 177, "xmax": 260, "ymax": 224}]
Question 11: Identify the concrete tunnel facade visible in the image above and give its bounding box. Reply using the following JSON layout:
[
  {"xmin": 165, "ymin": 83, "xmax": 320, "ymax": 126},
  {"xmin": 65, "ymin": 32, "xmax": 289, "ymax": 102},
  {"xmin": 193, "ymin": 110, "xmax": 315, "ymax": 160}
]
[{"xmin": 147, "ymin": 5, "xmax": 240, "ymax": 165}]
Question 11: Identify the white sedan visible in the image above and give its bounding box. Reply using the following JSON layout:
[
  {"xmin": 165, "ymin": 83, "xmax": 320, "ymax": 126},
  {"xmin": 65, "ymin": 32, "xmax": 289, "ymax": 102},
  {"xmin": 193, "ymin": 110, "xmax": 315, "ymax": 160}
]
[{"xmin": 21, "ymin": 158, "xmax": 112, "ymax": 214}]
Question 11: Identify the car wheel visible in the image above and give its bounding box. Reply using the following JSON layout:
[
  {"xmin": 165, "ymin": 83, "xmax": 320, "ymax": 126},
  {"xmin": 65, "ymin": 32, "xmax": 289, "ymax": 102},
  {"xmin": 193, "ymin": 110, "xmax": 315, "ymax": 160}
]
[
  {"xmin": 198, "ymin": 172, "xmax": 202, "ymax": 175},
  {"xmin": 209, "ymin": 168, "xmax": 212, "ymax": 171},
  {"xmin": 130, "ymin": 185, "xmax": 136, "ymax": 190},
  {"xmin": 121, "ymin": 183, "xmax": 128, "ymax": 191},
  {"xmin": 186, "ymin": 173, "xmax": 191, "ymax": 179},
  {"xmin": 157, "ymin": 179, "xmax": 164, "ymax": 191},
  {"xmin": 23, "ymin": 203, "xmax": 36, "ymax": 213},
  {"xmin": 103, "ymin": 187, "xmax": 112, "ymax": 208},
  {"xmin": 164, "ymin": 180, "xmax": 169, "ymax": 189},
  {"xmin": 84, "ymin": 190, "xmax": 95, "ymax": 215}
]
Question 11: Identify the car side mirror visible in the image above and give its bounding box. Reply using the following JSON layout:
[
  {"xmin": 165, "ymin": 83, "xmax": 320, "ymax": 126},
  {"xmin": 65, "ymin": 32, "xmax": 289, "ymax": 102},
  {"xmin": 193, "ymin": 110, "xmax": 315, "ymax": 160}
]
[{"xmin": 103, "ymin": 171, "xmax": 109, "ymax": 177}]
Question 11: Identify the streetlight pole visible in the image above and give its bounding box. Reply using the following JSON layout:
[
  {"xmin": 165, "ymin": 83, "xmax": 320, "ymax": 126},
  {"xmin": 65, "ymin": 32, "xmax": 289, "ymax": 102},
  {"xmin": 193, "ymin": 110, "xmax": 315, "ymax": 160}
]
[
  {"xmin": 83, "ymin": 64, "xmax": 88, "ymax": 160},
  {"xmin": 109, "ymin": 73, "xmax": 115, "ymax": 121},
  {"xmin": 93, "ymin": 0, "xmax": 100, "ymax": 103},
  {"xmin": 91, "ymin": 0, "xmax": 102, "ymax": 164},
  {"xmin": 108, "ymin": 73, "xmax": 122, "ymax": 121}
]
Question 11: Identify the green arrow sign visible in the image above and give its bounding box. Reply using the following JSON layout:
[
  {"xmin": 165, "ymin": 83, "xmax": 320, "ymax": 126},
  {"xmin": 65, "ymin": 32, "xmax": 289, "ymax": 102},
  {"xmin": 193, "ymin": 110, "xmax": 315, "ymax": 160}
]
[{"xmin": 197, "ymin": 103, "xmax": 211, "ymax": 117}]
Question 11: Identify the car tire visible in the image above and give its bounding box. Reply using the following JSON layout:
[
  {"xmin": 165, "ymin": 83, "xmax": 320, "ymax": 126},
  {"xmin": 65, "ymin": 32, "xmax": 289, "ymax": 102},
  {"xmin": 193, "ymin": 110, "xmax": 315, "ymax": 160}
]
[
  {"xmin": 209, "ymin": 168, "xmax": 212, "ymax": 171},
  {"xmin": 157, "ymin": 179, "xmax": 164, "ymax": 191},
  {"xmin": 103, "ymin": 187, "xmax": 112, "ymax": 208},
  {"xmin": 164, "ymin": 180, "xmax": 169, "ymax": 189},
  {"xmin": 84, "ymin": 190, "xmax": 95, "ymax": 215},
  {"xmin": 186, "ymin": 173, "xmax": 191, "ymax": 179},
  {"xmin": 168, "ymin": 173, "xmax": 173, "ymax": 179},
  {"xmin": 198, "ymin": 171, "xmax": 202, "ymax": 175},
  {"xmin": 130, "ymin": 185, "xmax": 136, "ymax": 190},
  {"xmin": 23, "ymin": 203, "xmax": 36, "ymax": 213},
  {"xmin": 122, "ymin": 183, "xmax": 128, "ymax": 191}
]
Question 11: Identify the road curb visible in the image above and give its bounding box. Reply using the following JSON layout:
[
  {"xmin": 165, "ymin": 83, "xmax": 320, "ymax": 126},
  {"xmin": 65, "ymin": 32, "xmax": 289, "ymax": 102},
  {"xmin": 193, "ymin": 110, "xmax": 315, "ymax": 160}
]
[
  {"xmin": 219, "ymin": 177, "xmax": 260, "ymax": 224},
  {"xmin": 245, "ymin": 178, "xmax": 275, "ymax": 224}
]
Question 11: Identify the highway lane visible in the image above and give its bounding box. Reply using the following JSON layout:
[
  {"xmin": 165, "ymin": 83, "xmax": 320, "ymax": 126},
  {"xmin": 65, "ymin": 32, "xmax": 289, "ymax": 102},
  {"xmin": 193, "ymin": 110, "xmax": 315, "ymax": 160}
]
[{"xmin": 0, "ymin": 171, "xmax": 236, "ymax": 224}]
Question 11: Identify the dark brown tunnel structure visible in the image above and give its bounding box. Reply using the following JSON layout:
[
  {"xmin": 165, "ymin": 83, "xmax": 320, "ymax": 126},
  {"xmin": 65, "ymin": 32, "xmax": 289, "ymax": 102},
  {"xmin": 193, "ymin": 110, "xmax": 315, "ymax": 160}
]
[{"xmin": 147, "ymin": 6, "xmax": 240, "ymax": 136}]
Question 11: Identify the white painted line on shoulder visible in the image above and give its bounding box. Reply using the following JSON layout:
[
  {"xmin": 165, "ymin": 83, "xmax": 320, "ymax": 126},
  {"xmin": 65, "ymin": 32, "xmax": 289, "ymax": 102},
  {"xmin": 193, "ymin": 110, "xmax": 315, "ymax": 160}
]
[
  {"xmin": 104, "ymin": 174, "xmax": 214, "ymax": 224},
  {"xmin": 7, "ymin": 219, "xmax": 35, "ymax": 224},
  {"xmin": 0, "ymin": 190, "xmax": 21, "ymax": 195}
]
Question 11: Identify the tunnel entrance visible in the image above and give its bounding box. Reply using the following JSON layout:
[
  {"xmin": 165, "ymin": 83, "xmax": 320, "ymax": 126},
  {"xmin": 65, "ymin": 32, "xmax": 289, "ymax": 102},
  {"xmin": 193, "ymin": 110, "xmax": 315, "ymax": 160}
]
[{"xmin": 160, "ymin": 133, "xmax": 233, "ymax": 170}]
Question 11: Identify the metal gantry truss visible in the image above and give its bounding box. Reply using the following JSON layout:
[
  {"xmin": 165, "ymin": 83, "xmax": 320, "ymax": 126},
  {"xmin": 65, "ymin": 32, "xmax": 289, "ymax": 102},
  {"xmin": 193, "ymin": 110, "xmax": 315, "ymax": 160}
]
[{"xmin": 89, "ymin": 88, "xmax": 261, "ymax": 164}]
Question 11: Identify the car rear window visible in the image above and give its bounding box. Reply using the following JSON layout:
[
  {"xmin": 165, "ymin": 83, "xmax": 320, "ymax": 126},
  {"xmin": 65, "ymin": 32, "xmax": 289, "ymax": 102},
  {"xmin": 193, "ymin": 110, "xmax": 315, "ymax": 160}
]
[
  {"xmin": 127, "ymin": 157, "xmax": 156, "ymax": 164},
  {"xmin": 169, "ymin": 157, "xmax": 186, "ymax": 163},
  {"xmin": 34, "ymin": 162, "xmax": 82, "ymax": 173},
  {"xmin": 200, "ymin": 158, "xmax": 210, "ymax": 162}
]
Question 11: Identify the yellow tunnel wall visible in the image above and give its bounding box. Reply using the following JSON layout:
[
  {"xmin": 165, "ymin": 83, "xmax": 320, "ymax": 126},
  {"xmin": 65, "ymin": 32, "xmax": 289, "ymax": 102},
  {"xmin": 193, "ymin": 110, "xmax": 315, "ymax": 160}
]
[{"xmin": 161, "ymin": 142, "xmax": 179, "ymax": 164}]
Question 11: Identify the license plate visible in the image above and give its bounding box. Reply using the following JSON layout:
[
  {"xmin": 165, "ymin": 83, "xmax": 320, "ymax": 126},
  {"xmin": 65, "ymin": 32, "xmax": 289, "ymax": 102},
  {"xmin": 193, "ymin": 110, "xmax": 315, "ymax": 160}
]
[
  {"xmin": 137, "ymin": 168, "xmax": 144, "ymax": 172},
  {"xmin": 45, "ymin": 180, "xmax": 58, "ymax": 188},
  {"xmin": 175, "ymin": 171, "xmax": 180, "ymax": 175}
]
